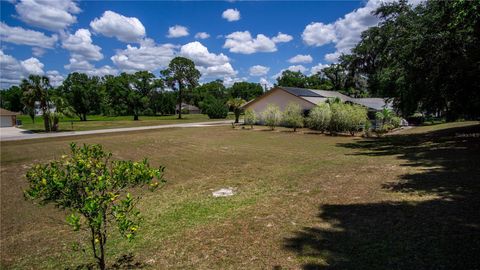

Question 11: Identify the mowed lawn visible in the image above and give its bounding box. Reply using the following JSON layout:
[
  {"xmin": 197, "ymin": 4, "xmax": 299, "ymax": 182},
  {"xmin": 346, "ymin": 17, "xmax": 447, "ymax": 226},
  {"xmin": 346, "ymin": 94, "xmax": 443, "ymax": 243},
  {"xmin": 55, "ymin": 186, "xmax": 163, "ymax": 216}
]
[
  {"xmin": 1, "ymin": 122, "xmax": 479, "ymax": 269},
  {"xmin": 17, "ymin": 114, "xmax": 235, "ymax": 132}
]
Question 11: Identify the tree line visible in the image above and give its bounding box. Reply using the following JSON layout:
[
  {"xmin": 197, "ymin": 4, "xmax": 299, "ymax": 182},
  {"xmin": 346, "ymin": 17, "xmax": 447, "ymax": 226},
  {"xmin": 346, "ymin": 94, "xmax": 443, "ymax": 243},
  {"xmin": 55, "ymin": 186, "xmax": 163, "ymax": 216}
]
[{"xmin": 0, "ymin": 57, "xmax": 264, "ymax": 131}]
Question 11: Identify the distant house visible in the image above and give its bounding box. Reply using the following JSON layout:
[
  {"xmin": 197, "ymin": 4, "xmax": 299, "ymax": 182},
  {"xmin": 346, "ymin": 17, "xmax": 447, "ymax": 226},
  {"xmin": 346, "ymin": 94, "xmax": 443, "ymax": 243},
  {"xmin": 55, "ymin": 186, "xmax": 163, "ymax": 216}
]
[
  {"xmin": 242, "ymin": 86, "xmax": 392, "ymax": 117},
  {"xmin": 176, "ymin": 103, "xmax": 201, "ymax": 114},
  {"xmin": 0, "ymin": 108, "xmax": 18, "ymax": 127}
]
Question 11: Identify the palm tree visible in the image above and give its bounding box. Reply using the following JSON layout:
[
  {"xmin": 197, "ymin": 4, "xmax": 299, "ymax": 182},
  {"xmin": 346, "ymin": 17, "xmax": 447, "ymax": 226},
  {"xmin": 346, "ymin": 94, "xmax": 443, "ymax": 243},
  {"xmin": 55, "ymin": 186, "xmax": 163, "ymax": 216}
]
[
  {"xmin": 227, "ymin": 97, "xmax": 246, "ymax": 123},
  {"xmin": 20, "ymin": 75, "xmax": 52, "ymax": 132},
  {"xmin": 375, "ymin": 108, "xmax": 394, "ymax": 127}
]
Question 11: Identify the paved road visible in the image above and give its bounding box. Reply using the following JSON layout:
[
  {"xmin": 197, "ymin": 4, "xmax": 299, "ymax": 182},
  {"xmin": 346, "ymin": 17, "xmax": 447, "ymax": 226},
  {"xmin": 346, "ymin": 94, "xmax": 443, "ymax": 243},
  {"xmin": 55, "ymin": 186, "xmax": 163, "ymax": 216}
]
[{"xmin": 0, "ymin": 120, "xmax": 232, "ymax": 142}]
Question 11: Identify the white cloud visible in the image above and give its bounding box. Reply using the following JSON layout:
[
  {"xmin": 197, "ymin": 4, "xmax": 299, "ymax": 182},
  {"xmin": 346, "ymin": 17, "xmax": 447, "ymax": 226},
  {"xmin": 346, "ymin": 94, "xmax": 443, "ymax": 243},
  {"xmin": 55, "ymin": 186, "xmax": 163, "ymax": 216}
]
[
  {"xmin": 194, "ymin": 32, "xmax": 210, "ymax": 39},
  {"xmin": 111, "ymin": 39, "xmax": 176, "ymax": 73},
  {"xmin": 272, "ymin": 32, "xmax": 293, "ymax": 43},
  {"xmin": 32, "ymin": 47, "xmax": 46, "ymax": 57},
  {"xmin": 288, "ymin": 54, "xmax": 313, "ymax": 64},
  {"xmin": 223, "ymin": 31, "xmax": 292, "ymax": 54},
  {"xmin": 90, "ymin": 11, "xmax": 146, "ymax": 43},
  {"xmin": 0, "ymin": 50, "xmax": 46, "ymax": 87},
  {"xmin": 310, "ymin": 63, "xmax": 329, "ymax": 75},
  {"xmin": 65, "ymin": 58, "xmax": 117, "ymax": 77},
  {"xmin": 46, "ymin": 70, "xmax": 64, "ymax": 86},
  {"xmin": 21, "ymin": 57, "xmax": 45, "ymax": 75},
  {"xmin": 62, "ymin": 29, "xmax": 103, "ymax": 61},
  {"xmin": 302, "ymin": 22, "xmax": 336, "ymax": 47},
  {"xmin": 14, "ymin": 0, "xmax": 81, "ymax": 31},
  {"xmin": 249, "ymin": 65, "xmax": 270, "ymax": 76},
  {"xmin": 0, "ymin": 22, "xmax": 58, "ymax": 48},
  {"xmin": 180, "ymin": 41, "xmax": 229, "ymax": 66},
  {"xmin": 302, "ymin": 0, "xmax": 389, "ymax": 62},
  {"xmin": 324, "ymin": 52, "xmax": 341, "ymax": 63},
  {"xmin": 271, "ymin": 65, "xmax": 307, "ymax": 80},
  {"xmin": 167, "ymin": 25, "xmax": 189, "ymax": 38},
  {"xmin": 259, "ymin": 77, "xmax": 273, "ymax": 89},
  {"xmin": 90, "ymin": 10, "xmax": 145, "ymax": 42},
  {"xmin": 222, "ymin": 8, "xmax": 240, "ymax": 22},
  {"xmin": 180, "ymin": 41, "xmax": 237, "ymax": 78}
]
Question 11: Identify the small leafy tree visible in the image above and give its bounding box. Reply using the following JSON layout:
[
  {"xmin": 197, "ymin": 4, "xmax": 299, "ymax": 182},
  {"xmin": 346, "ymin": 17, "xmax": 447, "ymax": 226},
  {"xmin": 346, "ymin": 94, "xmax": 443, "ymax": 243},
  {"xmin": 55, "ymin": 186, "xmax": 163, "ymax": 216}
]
[
  {"xmin": 244, "ymin": 108, "xmax": 257, "ymax": 129},
  {"xmin": 282, "ymin": 102, "xmax": 304, "ymax": 132},
  {"xmin": 24, "ymin": 143, "xmax": 165, "ymax": 270},
  {"xmin": 262, "ymin": 104, "xmax": 282, "ymax": 130},
  {"xmin": 203, "ymin": 96, "xmax": 228, "ymax": 119},
  {"xmin": 227, "ymin": 97, "xmax": 246, "ymax": 123},
  {"xmin": 307, "ymin": 103, "xmax": 331, "ymax": 132}
]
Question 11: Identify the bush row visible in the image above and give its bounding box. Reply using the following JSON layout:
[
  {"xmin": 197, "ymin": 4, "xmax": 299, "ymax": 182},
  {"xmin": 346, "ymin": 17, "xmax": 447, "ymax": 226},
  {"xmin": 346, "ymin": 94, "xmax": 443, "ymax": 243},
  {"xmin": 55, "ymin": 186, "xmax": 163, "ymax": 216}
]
[{"xmin": 244, "ymin": 102, "xmax": 369, "ymax": 135}]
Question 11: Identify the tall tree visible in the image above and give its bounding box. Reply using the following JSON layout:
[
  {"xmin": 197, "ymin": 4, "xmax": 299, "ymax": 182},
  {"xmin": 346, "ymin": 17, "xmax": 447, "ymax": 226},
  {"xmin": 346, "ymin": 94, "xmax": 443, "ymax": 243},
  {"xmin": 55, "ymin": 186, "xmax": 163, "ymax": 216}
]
[
  {"xmin": 20, "ymin": 75, "xmax": 52, "ymax": 132},
  {"xmin": 0, "ymin": 86, "xmax": 23, "ymax": 112},
  {"xmin": 160, "ymin": 57, "xmax": 201, "ymax": 119},
  {"xmin": 60, "ymin": 72, "xmax": 101, "ymax": 121},
  {"xmin": 275, "ymin": 70, "xmax": 308, "ymax": 88},
  {"xmin": 130, "ymin": 71, "xmax": 163, "ymax": 120},
  {"xmin": 228, "ymin": 82, "xmax": 263, "ymax": 101}
]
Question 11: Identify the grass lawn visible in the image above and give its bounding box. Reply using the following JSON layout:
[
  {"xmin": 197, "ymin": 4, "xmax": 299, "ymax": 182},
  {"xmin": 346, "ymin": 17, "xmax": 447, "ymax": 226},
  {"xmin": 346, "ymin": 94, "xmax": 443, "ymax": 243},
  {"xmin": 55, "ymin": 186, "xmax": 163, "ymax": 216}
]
[
  {"xmin": 1, "ymin": 121, "xmax": 479, "ymax": 269},
  {"xmin": 17, "ymin": 113, "xmax": 235, "ymax": 132}
]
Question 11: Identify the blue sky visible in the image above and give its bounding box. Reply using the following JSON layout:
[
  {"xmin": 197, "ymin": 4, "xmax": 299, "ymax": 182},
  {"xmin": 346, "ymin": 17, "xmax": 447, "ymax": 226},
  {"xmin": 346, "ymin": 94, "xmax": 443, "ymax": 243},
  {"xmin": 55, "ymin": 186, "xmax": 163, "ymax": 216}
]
[{"xmin": 0, "ymin": 0, "xmax": 384, "ymax": 88}]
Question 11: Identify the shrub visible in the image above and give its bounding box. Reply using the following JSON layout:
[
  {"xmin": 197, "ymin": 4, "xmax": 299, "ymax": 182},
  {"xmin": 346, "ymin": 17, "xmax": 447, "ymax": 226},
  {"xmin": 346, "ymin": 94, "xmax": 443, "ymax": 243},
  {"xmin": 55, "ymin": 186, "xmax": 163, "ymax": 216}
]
[
  {"xmin": 282, "ymin": 102, "xmax": 304, "ymax": 132},
  {"xmin": 391, "ymin": 116, "xmax": 401, "ymax": 128},
  {"xmin": 143, "ymin": 108, "xmax": 154, "ymax": 116},
  {"xmin": 347, "ymin": 104, "xmax": 368, "ymax": 135},
  {"xmin": 244, "ymin": 108, "xmax": 257, "ymax": 128},
  {"xmin": 307, "ymin": 103, "xmax": 331, "ymax": 132},
  {"xmin": 262, "ymin": 104, "xmax": 282, "ymax": 130},
  {"xmin": 24, "ymin": 143, "xmax": 165, "ymax": 270},
  {"xmin": 204, "ymin": 98, "xmax": 228, "ymax": 119},
  {"xmin": 329, "ymin": 102, "xmax": 351, "ymax": 133}
]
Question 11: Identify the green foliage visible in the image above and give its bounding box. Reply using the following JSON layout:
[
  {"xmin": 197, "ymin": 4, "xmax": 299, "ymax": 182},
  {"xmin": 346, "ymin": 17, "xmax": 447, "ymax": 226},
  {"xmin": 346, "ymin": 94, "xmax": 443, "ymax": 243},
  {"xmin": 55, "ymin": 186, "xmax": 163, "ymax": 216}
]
[
  {"xmin": 244, "ymin": 108, "xmax": 257, "ymax": 128},
  {"xmin": 24, "ymin": 143, "xmax": 165, "ymax": 270},
  {"xmin": 227, "ymin": 97, "xmax": 246, "ymax": 123},
  {"xmin": 262, "ymin": 104, "xmax": 282, "ymax": 130},
  {"xmin": 344, "ymin": 0, "xmax": 480, "ymax": 119},
  {"xmin": 282, "ymin": 102, "xmax": 304, "ymax": 132},
  {"xmin": 160, "ymin": 57, "xmax": 201, "ymax": 119},
  {"xmin": 0, "ymin": 86, "xmax": 23, "ymax": 112},
  {"xmin": 307, "ymin": 103, "xmax": 332, "ymax": 132},
  {"xmin": 203, "ymin": 96, "xmax": 228, "ymax": 119},
  {"xmin": 228, "ymin": 82, "xmax": 263, "ymax": 101},
  {"xmin": 20, "ymin": 75, "xmax": 52, "ymax": 132},
  {"xmin": 59, "ymin": 73, "xmax": 102, "ymax": 121},
  {"xmin": 190, "ymin": 80, "xmax": 227, "ymax": 108},
  {"xmin": 275, "ymin": 70, "xmax": 308, "ymax": 88},
  {"xmin": 391, "ymin": 116, "xmax": 401, "ymax": 128},
  {"xmin": 329, "ymin": 103, "xmax": 367, "ymax": 135}
]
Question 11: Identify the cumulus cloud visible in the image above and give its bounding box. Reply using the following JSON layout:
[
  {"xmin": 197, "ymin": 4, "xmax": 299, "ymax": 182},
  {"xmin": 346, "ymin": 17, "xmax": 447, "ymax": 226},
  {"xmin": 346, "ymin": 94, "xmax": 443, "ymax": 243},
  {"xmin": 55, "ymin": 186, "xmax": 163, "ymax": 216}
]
[
  {"xmin": 90, "ymin": 11, "xmax": 146, "ymax": 43},
  {"xmin": 249, "ymin": 65, "xmax": 270, "ymax": 76},
  {"xmin": 222, "ymin": 8, "xmax": 240, "ymax": 21},
  {"xmin": 14, "ymin": 0, "xmax": 81, "ymax": 31},
  {"xmin": 46, "ymin": 70, "xmax": 64, "ymax": 86},
  {"xmin": 194, "ymin": 32, "xmax": 210, "ymax": 39},
  {"xmin": 0, "ymin": 50, "xmax": 45, "ymax": 87},
  {"xmin": 259, "ymin": 77, "xmax": 273, "ymax": 89},
  {"xmin": 65, "ymin": 58, "xmax": 117, "ymax": 77},
  {"xmin": 223, "ymin": 31, "xmax": 292, "ymax": 54},
  {"xmin": 0, "ymin": 22, "xmax": 58, "ymax": 48},
  {"xmin": 180, "ymin": 41, "xmax": 237, "ymax": 78},
  {"xmin": 288, "ymin": 54, "xmax": 313, "ymax": 64},
  {"xmin": 167, "ymin": 25, "xmax": 189, "ymax": 38},
  {"xmin": 310, "ymin": 63, "xmax": 329, "ymax": 75},
  {"xmin": 302, "ymin": 0, "xmax": 388, "ymax": 62},
  {"xmin": 62, "ymin": 29, "xmax": 103, "ymax": 61},
  {"xmin": 272, "ymin": 32, "xmax": 293, "ymax": 43},
  {"xmin": 111, "ymin": 39, "xmax": 176, "ymax": 73}
]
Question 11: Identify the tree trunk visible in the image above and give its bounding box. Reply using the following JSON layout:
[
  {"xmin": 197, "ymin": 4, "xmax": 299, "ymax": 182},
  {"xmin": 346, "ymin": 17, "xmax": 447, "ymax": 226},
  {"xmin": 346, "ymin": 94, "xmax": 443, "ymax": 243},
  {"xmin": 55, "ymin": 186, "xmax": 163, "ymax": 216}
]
[
  {"xmin": 82, "ymin": 113, "xmax": 87, "ymax": 121},
  {"xmin": 234, "ymin": 112, "xmax": 239, "ymax": 123},
  {"xmin": 178, "ymin": 83, "xmax": 183, "ymax": 119},
  {"xmin": 134, "ymin": 114, "xmax": 139, "ymax": 121}
]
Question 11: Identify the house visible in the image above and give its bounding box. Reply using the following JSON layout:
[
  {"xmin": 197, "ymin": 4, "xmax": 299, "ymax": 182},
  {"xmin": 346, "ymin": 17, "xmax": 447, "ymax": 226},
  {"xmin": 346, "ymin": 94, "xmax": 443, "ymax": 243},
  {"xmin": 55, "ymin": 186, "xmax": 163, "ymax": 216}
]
[
  {"xmin": 242, "ymin": 86, "xmax": 392, "ymax": 117},
  {"xmin": 176, "ymin": 103, "xmax": 201, "ymax": 114},
  {"xmin": 0, "ymin": 108, "xmax": 18, "ymax": 127}
]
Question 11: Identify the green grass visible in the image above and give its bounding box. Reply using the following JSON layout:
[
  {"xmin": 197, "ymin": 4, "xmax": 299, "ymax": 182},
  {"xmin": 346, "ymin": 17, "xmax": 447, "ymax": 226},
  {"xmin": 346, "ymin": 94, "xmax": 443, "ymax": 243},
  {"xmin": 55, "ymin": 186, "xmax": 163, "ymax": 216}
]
[
  {"xmin": 17, "ymin": 113, "xmax": 235, "ymax": 132},
  {"xmin": 1, "ymin": 121, "xmax": 479, "ymax": 269}
]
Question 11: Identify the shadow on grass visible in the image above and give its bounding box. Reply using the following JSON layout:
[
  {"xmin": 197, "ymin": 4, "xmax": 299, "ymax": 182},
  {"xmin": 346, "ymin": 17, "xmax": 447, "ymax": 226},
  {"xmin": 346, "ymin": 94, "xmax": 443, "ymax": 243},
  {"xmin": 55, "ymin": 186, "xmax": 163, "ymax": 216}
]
[
  {"xmin": 66, "ymin": 253, "xmax": 145, "ymax": 270},
  {"xmin": 284, "ymin": 124, "xmax": 480, "ymax": 269}
]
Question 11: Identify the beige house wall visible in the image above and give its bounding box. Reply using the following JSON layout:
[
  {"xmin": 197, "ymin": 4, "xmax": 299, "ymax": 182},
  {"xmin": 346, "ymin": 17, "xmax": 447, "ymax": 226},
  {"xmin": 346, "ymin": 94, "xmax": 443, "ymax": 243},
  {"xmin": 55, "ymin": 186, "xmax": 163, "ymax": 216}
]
[{"xmin": 245, "ymin": 88, "xmax": 316, "ymax": 114}]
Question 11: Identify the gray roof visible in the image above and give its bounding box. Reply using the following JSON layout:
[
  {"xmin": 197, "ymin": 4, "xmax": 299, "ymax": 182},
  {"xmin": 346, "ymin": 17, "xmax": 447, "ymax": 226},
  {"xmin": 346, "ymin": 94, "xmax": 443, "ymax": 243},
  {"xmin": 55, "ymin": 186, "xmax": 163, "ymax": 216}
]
[{"xmin": 277, "ymin": 86, "xmax": 391, "ymax": 111}]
